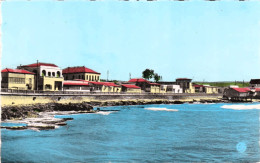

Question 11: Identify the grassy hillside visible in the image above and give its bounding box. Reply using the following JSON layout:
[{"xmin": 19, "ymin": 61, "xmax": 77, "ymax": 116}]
[{"xmin": 194, "ymin": 82, "xmax": 249, "ymax": 88}]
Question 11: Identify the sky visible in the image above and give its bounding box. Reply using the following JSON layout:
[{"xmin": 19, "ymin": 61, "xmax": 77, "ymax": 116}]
[{"xmin": 1, "ymin": 1, "xmax": 260, "ymax": 82}]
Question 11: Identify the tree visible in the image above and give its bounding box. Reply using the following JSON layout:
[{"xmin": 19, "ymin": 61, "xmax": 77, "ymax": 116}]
[
  {"xmin": 154, "ymin": 73, "xmax": 161, "ymax": 82},
  {"xmin": 142, "ymin": 69, "xmax": 154, "ymax": 80}
]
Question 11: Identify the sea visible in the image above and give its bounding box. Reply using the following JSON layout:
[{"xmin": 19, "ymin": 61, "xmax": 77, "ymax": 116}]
[{"xmin": 1, "ymin": 103, "xmax": 260, "ymax": 162}]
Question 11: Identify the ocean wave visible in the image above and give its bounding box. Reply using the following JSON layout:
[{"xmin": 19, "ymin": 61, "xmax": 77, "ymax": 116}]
[
  {"xmin": 96, "ymin": 111, "xmax": 114, "ymax": 115},
  {"xmin": 145, "ymin": 108, "xmax": 178, "ymax": 112},
  {"xmin": 221, "ymin": 104, "xmax": 260, "ymax": 110}
]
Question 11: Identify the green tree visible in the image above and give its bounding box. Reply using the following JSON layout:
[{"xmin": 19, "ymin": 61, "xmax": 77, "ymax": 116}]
[
  {"xmin": 142, "ymin": 69, "xmax": 154, "ymax": 80},
  {"xmin": 154, "ymin": 73, "xmax": 161, "ymax": 82}
]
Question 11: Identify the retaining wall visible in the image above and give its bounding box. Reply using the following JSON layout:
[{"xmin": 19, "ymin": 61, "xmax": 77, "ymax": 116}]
[{"xmin": 1, "ymin": 93, "xmax": 222, "ymax": 106}]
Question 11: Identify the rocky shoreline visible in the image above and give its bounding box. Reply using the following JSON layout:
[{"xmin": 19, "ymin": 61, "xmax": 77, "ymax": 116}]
[{"xmin": 0, "ymin": 98, "xmax": 251, "ymax": 131}]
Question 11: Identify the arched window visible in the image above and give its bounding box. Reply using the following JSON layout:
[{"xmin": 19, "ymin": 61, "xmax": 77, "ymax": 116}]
[
  {"xmin": 91, "ymin": 76, "xmax": 93, "ymax": 81},
  {"xmin": 52, "ymin": 72, "xmax": 55, "ymax": 77},
  {"xmin": 57, "ymin": 71, "xmax": 61, "ymax": 77},
  {"xmin": 48, "ymin": 72, "xmax": 51, "ymax": 76},
  {"xmin": 42, "ymin": 70, "xmax": 46, "ymax": 76},
  {"xmin": 86, "ymin": 75, "xmax": 88, "ymax": 80},
  {"xmin": 95, "ymin": 76, "xmax": 97, "ymax": 81},
  {"xmin": 97, "ymin": 76, "xmax": 99, "ymax": 81}
]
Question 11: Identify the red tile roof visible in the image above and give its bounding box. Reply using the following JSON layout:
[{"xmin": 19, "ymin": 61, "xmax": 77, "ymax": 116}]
[
  {"xmin": 22, "ymin": 62, "xmax": 58, "ymax": 67},
  {"xmin": 63, "ymin": 66, "xmax": 100, "ymax": 74},
  {"xmin": 88, "ymin": 81, "xmax": 120, "ymax": 87},
  {"xmin": 63, "ymin": 81, "xmax": 90, "ymax": 86},
  {"xmin": 122, "ymin": 84, "xmax": 141, "ymax": 89},
  {"xmin": 1, "ymin": 68, "xmax": 35, "ymax": 74},
  {"xmin": 232, "ymin": 88, "xmax": 250, "ymax": 93},
  {"xmin": 150, "ymin": 83, "xmax": 160, "ymax": 86},
  {"xmin": 128, "ymin": 78, "xmax": 149, "ymax": 83},
  {"xmin": 255, "ymin": 88, "xmax": 260, "ymax": 92},
  {"xmin": 193, "ymin": 84, "xmax": 204, "ymax": 88}
]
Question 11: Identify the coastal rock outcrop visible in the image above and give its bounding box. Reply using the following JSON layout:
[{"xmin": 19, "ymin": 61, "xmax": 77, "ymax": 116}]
[{"xmin": 1, "ymin": 103, "xmax": 94, "ymax": 121}]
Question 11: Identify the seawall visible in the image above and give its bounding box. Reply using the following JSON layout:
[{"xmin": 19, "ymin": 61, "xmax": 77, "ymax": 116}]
[{"xmin": 1, "ymin": 93, "xmax": 222, "ymax": 106}]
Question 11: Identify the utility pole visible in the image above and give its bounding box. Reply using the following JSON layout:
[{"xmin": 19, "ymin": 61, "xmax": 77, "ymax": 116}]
[
  {"xmin": 37, "ymin": 60, "xmax": 39, "ymax": 91},
  {"xmin": 107, "ymin": 70, "xmax": 109, "ymax": 82},
  {"xmin": 129, "ymin": 73, "xmax": 131, "ymax": 80}
]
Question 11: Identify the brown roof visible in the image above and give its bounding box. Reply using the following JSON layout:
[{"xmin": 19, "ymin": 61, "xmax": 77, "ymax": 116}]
[{"xmin": 250, "ymin": 79, "xmax": 260, "ymax": 84}]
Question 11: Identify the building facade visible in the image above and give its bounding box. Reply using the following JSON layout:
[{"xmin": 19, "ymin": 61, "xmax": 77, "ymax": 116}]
[
  {"xmin": 121, "ymin": 84, "xmax": 141, "ymax": 93},
  {"xmin": 1, "ymin": 68, "xmax": 35, "ymax": 90},
  {"xmin": 62, "ymin": 66, "xmax": 100, "ymax": 82},
  {"xmin": 128, "ymin": 78, "xmax": 161, "ymax": 93},
  {"xmin": 18, "ymin": 62, "xmax": 64, "ymax": 91},
  {"xmin": 250, "ymin": 79, "xmax": 260, "ymax": 88},
  {"xmin": 176, "ymin": 78, "xmax": 195, "ymax": 93},
  {"xmin": 63, "ymin": 80, "xmax": 90, "ymax": 91}
]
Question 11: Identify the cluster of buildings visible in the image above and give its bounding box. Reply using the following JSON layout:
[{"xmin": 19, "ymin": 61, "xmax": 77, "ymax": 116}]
[
  {"xmin": 1, "ymin": 62, "xmax": 220, "ymax": 94},
  {"xmin": 223, "ymin": 79, "xmax": 260, "ymax": 101}
]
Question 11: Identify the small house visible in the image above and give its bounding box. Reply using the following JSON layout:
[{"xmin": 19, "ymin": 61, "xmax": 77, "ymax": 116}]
[
  {"xmin": 1, "ymin": 68, "xmax": 35, "ymax": 90},
  {"xmin": 121, "ymin": 84, "xmax": 141, "ymax": 93}
]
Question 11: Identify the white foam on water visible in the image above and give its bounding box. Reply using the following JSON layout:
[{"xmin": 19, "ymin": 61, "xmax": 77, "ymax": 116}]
[
  {"xmin": 221, "ymin": 104, "xmax": 260, "ymax": 110},
  {"xmin": 95, "ymin": 111, "xmax": 114, "ymax": 115},
  {"xmin": 145, "ymin": 108, "xmax": 178, "ymax": 112}
]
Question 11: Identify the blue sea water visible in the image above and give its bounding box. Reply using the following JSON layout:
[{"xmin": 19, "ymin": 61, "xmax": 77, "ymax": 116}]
[{"xmin": 1, "ymin": 103, "xmax": 260, "ymax": 162}]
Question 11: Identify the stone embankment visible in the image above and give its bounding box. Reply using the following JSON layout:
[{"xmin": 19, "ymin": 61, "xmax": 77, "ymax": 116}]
[{"xmin": 1, "ymin": 99, "xmax": 228, "ymax": 131}]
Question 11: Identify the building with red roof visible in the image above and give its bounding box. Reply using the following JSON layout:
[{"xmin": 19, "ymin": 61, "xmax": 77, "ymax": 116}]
[
  {"xmin": 223, "ymin": 87, "xmax": 257, "ymax": 101},
  {"xmin": 62, "ymin": 66, "xmax": 100, "ymax": 82},
  {"xmin": 1, "ymin": 68, "xmax": 35, "ymax": 90},
  {"xmin": 63, "ymin": 80, "xmax": 90, "ymax": 92},
  {"xmin": 18, "ymin": 62, "xmax": 64, "ymax": 91},
  {"xmin": 121, "ymin": 84, "xmax": 141, "ymax": 93},
  {"xmin": 88, "ymin": 81, "xmax": 121, "ymax": 93},
  {"xmin": 128, "ymin": 78, "xmax": 161, "ymax": 93}
]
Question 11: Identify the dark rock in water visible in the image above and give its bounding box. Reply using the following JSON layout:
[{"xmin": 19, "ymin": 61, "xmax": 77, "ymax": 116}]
[
  {"xmin": 56, "ymin": 122, "xmax": 67, "ymax": 126},
  {"xmin": 63, "ymin": 118, "xmax": 74, "ymax": 121},
  {"xmin": 31, "ymin": 125, "xmax": 55, "ymax": 130},
  {"xmin": 3, "ymin": 126, "xmax": 28, "ymax": 130},
  {"xmin": 173, "ymin": 101, "xmax": 184, "ymax": 104}
]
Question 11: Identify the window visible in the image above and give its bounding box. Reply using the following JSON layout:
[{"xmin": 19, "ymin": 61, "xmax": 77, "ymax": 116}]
[
  {"xmin": 95, "ymin": 76, "xmax": 97, "ymax": 81},
  {"xmin": 97, "ymin": 76, "xmax": 99, "ymax": 81},
  {"xmin": 72, "ymin": 75, "xmax": 74, "ymax": 79},
  {"xmin": 52, "ymin": 72, "xmax": 55, "ymax": 77},
  {"xmin": 48, "ymin": 72, "xmax": 51, "ymax": 76},
  {"xmin": 8, "ymin": 77, "xmax": 25, "ymax": 84},
  {"xmin": 86, "ymin": 75, "xmax": 88, "ymax": 80},
  {"xmin": 57, "ymin": 71, "xmax": 61, "ymax": 77},
  {"xmin": 82, "ymin": 75, "xmax": 84, "ymax": 80},
  {"xmin": 45, "ymin": 84, "xmax": 52, "ymax": 90},
  {"xmin": 42, "ymin": 70, "xmax": 46, "ymax": 76},
  {"xmin": 1, "ymin": 77, "xmax": 8, "ymax": 83}
]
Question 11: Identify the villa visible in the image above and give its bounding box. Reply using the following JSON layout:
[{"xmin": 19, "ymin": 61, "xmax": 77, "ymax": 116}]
[
  {"xmin": 128, "ymin": 78, "xmax": 161, "ymax": 93},
  {"xmin": 1, "ymin": 68, "xmax": 35, "ymax": 90},
  {"xmin": 121, "ymin": 84, "xmax": 141, "ymax": 93},
  {"xmin": 62, "ymin": 66, "xmax": 100, "ymax": 82},
  {"xmin": 18, "ymin": 62, "xmax": 64, "ymax": 91}
]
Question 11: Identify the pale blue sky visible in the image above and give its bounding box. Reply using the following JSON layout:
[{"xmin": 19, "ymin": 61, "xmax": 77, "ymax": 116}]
[{"xmin": 1, "ymin": 1, "xmax": 260, "ymax": 81}]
